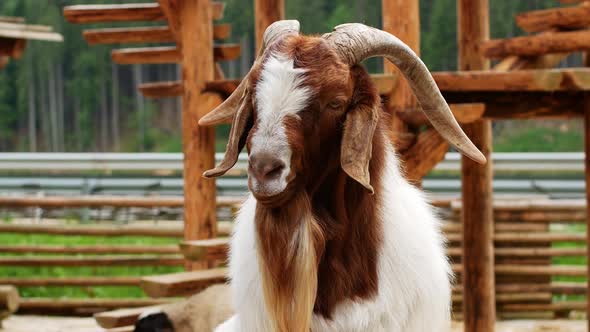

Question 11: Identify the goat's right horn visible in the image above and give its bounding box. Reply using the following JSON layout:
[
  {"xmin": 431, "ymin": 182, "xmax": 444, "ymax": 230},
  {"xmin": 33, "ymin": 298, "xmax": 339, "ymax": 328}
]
[
  {"xmin": 322, "ymin": 23, "xmax": 486, "ymax": 164},
  {"xmin": 199, "ymin": 20, "xmax": 301, "ymax": 126}
]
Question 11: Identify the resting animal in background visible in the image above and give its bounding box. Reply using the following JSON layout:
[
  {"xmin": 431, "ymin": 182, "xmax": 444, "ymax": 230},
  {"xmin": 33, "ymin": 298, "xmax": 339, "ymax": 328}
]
[
  {"xmin": 134, "ymin": 285, "xmax": 233, "ymax": 332},
  {"xmin": 200, "ymin": 21, "xmax": 486, "ymax": 332}
]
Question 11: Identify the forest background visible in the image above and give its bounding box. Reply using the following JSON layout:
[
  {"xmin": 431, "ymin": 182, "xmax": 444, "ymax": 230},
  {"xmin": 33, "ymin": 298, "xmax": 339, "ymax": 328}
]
[{"xmin": 0, "ymin": 0, "xmax": 583, "ymax": 153}]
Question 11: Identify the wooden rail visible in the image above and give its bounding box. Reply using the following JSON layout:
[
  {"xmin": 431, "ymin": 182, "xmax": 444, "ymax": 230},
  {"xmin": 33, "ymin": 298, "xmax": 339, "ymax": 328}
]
[
  {"xmin": 0, "ymin": 244, "xmax": 178, "ymax": 255},
  {"xmin": 83, "ymin": 24, "xmax": 231, "ymax": 45},
  {"xmin": 0, "ymin": 195, "xmax": 244, "ymax": 208},
  {"xmin": 0, "ymin": 277, "xmax": 141, "ymax": 287},
  {"xmin": 141, "ymin": 268, "xmax": 227, "ymax": 297},
  {"xmin": 0, "ymin": 255, "xmax": 184, "ymax": 267}
]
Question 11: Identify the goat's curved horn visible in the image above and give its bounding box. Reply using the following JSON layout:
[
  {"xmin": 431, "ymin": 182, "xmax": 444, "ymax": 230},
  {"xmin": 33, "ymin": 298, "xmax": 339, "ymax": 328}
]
[
  {"xmin": 322, "ymin": 23, "xmax": 486, "ymax": 164},
  {"xmin": 199, "ymin": 20, "xmax": 301, "ymax": 126}
]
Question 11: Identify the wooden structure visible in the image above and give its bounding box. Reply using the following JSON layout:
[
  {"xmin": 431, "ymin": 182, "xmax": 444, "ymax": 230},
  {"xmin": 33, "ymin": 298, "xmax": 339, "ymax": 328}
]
[{"xmin": 0, "ymin": 17, "xmax": 62, "ymax": 70}]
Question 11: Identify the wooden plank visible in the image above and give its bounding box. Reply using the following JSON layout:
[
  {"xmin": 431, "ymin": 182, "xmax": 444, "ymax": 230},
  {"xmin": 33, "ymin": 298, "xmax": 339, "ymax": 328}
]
[
  {"xmin": 0, "ymin": 244, "xmax": 178, "ymax": 255},
  {"xmin": 443, "ymin": 91, "xmax": 586, "ymax": 119},
  {"xmin": 255, "ymin": 0, "xmax": 284, "ymax": 50},
  {"xmin": 141, "ymin": 268, "xmax": 227, "ymax": 297},
  {"xmin": 516, "ymin": 5, "xmax": 590, "ymax": 33},
  {"xmin": 63, "ymin": 4, "xmax": 165, "ymax": 24},
  {"xmin": 452, "ymin": 264, "xmax": 587, "ymax": 277},
  {"xmin": 180, "ymin": 238, "xmax": 229, "ymax": 261},
  {"xmin": 400, "ymin": 129, "xmax": 449, "ymax": 183},
  {"xmin": 434, "ymin": 69, "xmax": 590, "ymax": 92},
  {"xmin": 0, "ymin": 255, "xmax": 184, "ymax": 267},
  {"xmin": 0, "ymin": 195, "xmax": 244, "ymax": 208},
  {"xmin": 448, "ymin": 247, "xmax": 587, "ymax": 258},
  {"xmin": 95, "ymin": 305, "xmax": 161, "ymax": 329},
  {"xmin": 0, "ymin": 277, "xmax": 141, "ymax": 287},
  {"xmin": 141, "ymin": 74, "xmax": 394, "ymax": 99},
  {"xmin": 447, "ymin": 232, "xmax": 586, "ymax": 243},
  {"xmin": 0, "ymin": 38, "xmax": 26, "ymax": 59},
  {"xmin": 112, "ymin": 46, "xmax": 180, "ymax": 64},
  {"xmin": 0, "ymin": 27, "xmax": 62, "ymax": 42},
  {"xmin": 458, "ymin": 0, "xmax": 495, "ymax": 330},
  {"xmin": 396, "ymin": 103, "xmax": 485, "ymax": 127},
  {"xmin": 178, "ymin": 0, "xmax": 218, "ymax": 271},
  {"xmin": 18, "ymin": 298, "xmax": 170, "ymax": 315},
  {"xmin": 112, "ymin": 44, "xmax": 240, "ymax": 64},
  {"xmin": 482, "ymin": 30, "xmax": 590, "ymax": 59},
  {"xmin": 0, "ymin": 222, "xmax": 232, "ymax": 237},
  {"xmin": 63, "ymin": 2, "xmax": 225, "ymax": 24},
  {"xmin": 0, "ymin": 285, "xmax": 19, "ymax": 320}
]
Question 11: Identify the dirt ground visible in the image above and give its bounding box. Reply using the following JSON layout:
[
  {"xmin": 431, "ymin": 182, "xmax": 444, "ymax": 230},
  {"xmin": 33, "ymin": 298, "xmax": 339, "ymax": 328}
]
[{"xmin": 0, "ymin": 316, "xmax": 587, "ymax": 332}]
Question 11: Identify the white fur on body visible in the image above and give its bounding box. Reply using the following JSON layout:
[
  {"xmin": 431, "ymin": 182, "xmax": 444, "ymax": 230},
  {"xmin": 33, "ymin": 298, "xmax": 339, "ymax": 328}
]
[{"xmin": 215, "ymin": 144, "xmax": 452, "ymax": 332}]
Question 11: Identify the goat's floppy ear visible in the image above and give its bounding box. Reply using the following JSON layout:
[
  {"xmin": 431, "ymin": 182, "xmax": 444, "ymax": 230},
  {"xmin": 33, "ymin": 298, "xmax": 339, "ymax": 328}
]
[
  {"xmin": 203, "ymin": 90, "xmax": 253, "ymax": 178},
  {"xmin": 341, "ymin": 67, "xmax": 380, "ymax": 194},
  {"xmin": 341, "ymin": 103, "xmax": 379, "ymax": 194}
]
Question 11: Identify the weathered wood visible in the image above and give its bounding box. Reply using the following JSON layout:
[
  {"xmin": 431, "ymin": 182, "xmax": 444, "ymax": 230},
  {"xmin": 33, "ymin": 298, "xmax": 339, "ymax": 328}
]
[
  {"xmin": 434, "ymin": 68, "xmax": 590, "ymax": 92},
  {"xmin": 63, "ymin": 2, "xmax": 224, "ymax": 24},
  {"xmin": 255, "ymin": 0, "xmax": 284, "ymax": 50},
  {"xmin": 178, "ymin": 0, "xmax": 218, "ymax": 271},
  {"xmin": 498, "ymin": 301, "xmax": 586, "ymax": 313},
  {"xmin": 0, "ymin": 255, "xmax": 184, "ymax": 267},
  {"xmin": 448, "ymin": 247, "xmax": 587, "ymax": 258},
  {"xmin": 0, "ymin": 244, "xmax": 178, "ymax": 255},
  {"xmin": 448, "ymin": 232, "xmax": 586, "ymax": 243},
  {"xmin": 396, "ymin": 103, "xmax": 485, "ymax": 127},
  {"xmin": 0, "ymin": 222, "xmax": 232, "ymax": 237},
  {"xmin": 180, "ymin": 238, "xmax": 229, "ymax": 261},
  {"xmin": 443, "ymin": 91, "xmax": 586, "ymax": 119},
  {"xmin": 0, "ymin": 195, "xmax": 244, "ymax": 208},
  {"xmin": 516, "ymin": 5, "xmax": 590, "ymax": 33},
  {"xmin": 452, "ymin": 264, "xmax": 587, "ymax": 277},
  {"xmin": 400, "ymin": 129, "xmax": 449, "ymax": 183},
  {"xmin": 95, "ymin": 305, "xmax": 161, "ymax": 329},
  {"xmin": 0, "ymin": 277, "xmax": 141, "ymax": 287},
  {"xmin": 112, "ymin": 44, "xmax": 239, "ymax": 65},
  {"xmin": 482, "ymin": 30, "xmax": 590, "ymax": 59},
  {"xmin": 0, "ymin": 38, "xmax": 25, "ymax": 59},
  {"xmin": 0, "ymin": 23, "xmax": 62, "ymax": 42},
  {"xmin": 458, "ymin": 0, "xmax": 494, "ymax": 330},
  {"xmin": 84, "ymin": 26, "xmax": 174, "ymax": 45},
  {"xmin": 0, "ymin": 285, "xmax": 19, "ymax": 322},
  {"xmin": 141, "ymin": 268, "xmax": 227, "ymax": 297},
  {"xmin": 18, "ymin": 298, "xmax": 170, "ymax": 315},
  {"xmin": 140, "ymin": 74, "xmax": 395, "ymax": 99}
]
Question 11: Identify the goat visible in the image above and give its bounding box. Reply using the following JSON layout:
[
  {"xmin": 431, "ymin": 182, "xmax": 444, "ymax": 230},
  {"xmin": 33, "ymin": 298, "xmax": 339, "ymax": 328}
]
[
  {"xmin": 134, "ymin": 284, "xmax": 233, "ymax": 332},
  {"xmin": 199, "ymin": 21, "xmax": 486, "ymax": 332}
]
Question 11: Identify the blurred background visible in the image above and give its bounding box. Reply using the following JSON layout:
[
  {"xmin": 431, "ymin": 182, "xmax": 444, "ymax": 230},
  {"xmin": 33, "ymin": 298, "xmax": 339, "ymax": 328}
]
[{"xmin": 0, "ymin": 0, "xmax": 583, "ymax": 154}]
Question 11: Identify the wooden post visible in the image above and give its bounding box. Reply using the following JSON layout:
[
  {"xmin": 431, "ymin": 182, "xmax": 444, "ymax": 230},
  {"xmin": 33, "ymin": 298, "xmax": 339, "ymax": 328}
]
[
  {"xmin": 584, "ymin": 51, "xmax": 590, "ymax": 332},
  {"xmin": 254, "ymin": 0, "xmax": 284, "ymax": 51},
  {"xmin": 175, "ymin": 0, "xmax": 217, "ymax": 270},
  {"xmin": 382, "ymin": 0, "xmax": 419, "ymax": 132},
  {"xmin": 458, "ymin": 0, "xmax": 495, "ymax": 331}
]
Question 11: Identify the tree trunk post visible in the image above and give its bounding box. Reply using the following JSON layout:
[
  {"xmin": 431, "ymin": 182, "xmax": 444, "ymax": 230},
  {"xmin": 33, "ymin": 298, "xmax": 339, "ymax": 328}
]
[{"xmin": 458, "ymin": 0, "xmax": 495, "ymax": 331}]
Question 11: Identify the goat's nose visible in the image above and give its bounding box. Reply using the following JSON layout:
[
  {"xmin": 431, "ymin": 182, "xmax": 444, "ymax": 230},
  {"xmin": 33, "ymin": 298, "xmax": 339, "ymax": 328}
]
[{"xmin": 249, "ymin": 153, "xmax": 286, "ymax": 182}]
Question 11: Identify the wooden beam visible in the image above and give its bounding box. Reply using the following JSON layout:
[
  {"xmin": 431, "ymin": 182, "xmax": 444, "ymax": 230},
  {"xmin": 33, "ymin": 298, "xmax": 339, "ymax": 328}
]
[
  {"xmin": 84, "ymin": 26, "xmax": 174, "ymax": 45},
  {"xmin": 95, "ymin": 305, "xmax": 161, "ymax": 329},
  {"xmin": 434, "ymin": 68, "xmax": 590, "ymax": 92},
  {"xmin": 177, "ymin": 0, "xmax": 218, "ymax": 271},
  {"xmin": 458, "ymin": 1, "xmax": 495, "ymax": 332},
  {"xmin": 141, "ymin": 74, "xmax": 395, "ymax": 99},
  {"xmin": 0, "ymin": 277, "xmax": 141, "ymax": 287},
  {"xmin": 111, "ymin": 44, "xmax": 240, "ymax": 64},
  {"xmin": 482, "ymin": 30, "xmax": 590, "ymax": 59},
  {"xmin": 141, "ymin": 268, "xmax": 227, "ymax": 297},
  {"xmin": 0, "ymin": 255, "xmax": 184, "ymax": 267},
  {"xmin": 516, "ymin": 4, "xmax": 590, "ymax": 33},
  {"xmin": 19, "ymin": 298, "xmax": 170, "ymax": 315},
  {"xmin": 180, "ymin": 238, "xmax": 229, "ymax": 261},
  {"xmin": 0, "ymin": 38, "xmax": 25, "ymax": 59},
  {"xmin": 382, "ymin": 0, "xmax": 420, "ymax": 160},
  {"xmin": 0, "ymin": 285, "xmax": 19, "ymax": 324},
  {"xmin": 0, "ymin": 244, "xmax": 177, "ymax": 255},
  {"xmin": 255, "ymin": 0, "xmax": 284, "ymax": 50},
  {"xmin": 400, "ymin": 129, "xmax": 449, "ymax": 183},
  {"xmin": 396, "ymin": 103, "xmax": 485, "ymax": 127},
  {"xmin": 63, "ymin": 3, "xmax": 225, "ymax": 24}
]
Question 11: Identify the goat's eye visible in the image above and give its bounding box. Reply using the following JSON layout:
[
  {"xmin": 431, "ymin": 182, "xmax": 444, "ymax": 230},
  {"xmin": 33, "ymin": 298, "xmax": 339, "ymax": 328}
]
[{"xmin": 327, "ymin": 100, "xmax": 344, "ymax": 110}]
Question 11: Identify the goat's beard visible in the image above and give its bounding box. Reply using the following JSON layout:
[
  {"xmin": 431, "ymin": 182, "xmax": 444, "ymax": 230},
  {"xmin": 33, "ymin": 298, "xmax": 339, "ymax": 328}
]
[{"xmin": 255, "ymin": 191, "xmax": 325, "ymax": 332}]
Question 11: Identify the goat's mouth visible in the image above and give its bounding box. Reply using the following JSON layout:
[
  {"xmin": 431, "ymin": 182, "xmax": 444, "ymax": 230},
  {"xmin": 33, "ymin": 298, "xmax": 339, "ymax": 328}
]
[{"xmin": 248, "ymin": 173, "xmax": 298, "ymax": 207}]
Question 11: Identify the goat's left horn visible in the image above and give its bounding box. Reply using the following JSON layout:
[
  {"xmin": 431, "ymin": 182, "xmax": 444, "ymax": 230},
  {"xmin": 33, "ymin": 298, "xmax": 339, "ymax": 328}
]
[
  {"xmin": 322, "ymin": 23, "xmax": 486, "ymax": 164},
  {"xmin": 199, "ymin": 20, "xmax": 301, "ymax": 126}
]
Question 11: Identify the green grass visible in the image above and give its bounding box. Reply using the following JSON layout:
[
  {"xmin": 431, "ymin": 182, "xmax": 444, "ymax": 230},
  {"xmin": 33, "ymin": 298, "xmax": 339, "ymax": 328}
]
[
  {"xmin": 0, "ymin": 233, "xmax": 183, "ymax": 298},
  {"xmin": 494, "ymin": 126, "xmax": 583, "ymax": 152}
]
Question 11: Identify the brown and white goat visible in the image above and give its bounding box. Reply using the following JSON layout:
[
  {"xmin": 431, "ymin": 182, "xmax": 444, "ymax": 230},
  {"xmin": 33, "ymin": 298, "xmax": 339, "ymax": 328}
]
[{"xmin": 200, "ymin": 21, "xmax": 485, "ymax": 332}]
